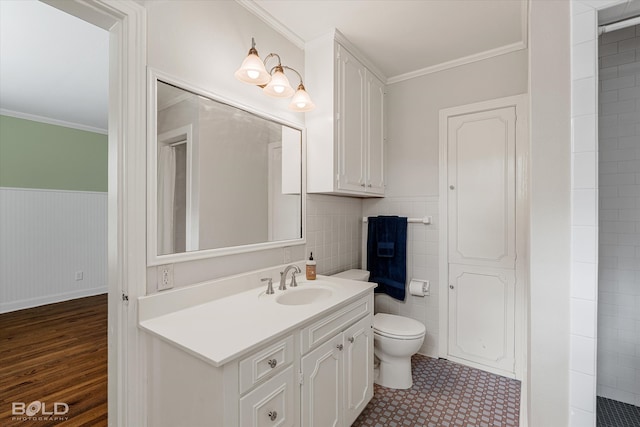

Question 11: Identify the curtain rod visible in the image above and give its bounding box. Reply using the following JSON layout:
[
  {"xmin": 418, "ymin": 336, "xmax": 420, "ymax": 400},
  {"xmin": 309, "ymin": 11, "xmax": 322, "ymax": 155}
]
[{"xmin": 599, "ymin": 15, "xmax": 640, "ymax": 35}]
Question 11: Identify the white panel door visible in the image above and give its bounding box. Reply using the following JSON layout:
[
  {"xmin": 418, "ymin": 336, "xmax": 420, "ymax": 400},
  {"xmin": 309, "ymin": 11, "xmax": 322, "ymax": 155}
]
[
  {"xmin": 301, "ymin": 335, "xmax": 343, "ymax": 427},
  {"xmin": 447, "ymin": 107, "xmax": 516, "ymax": 269},
  {"xmin": 336, "ymin": 44, "xmax": 365, "ymax": 192},
  {"xmin": 448, "ymin": 264, "xmax": 515, "ymax": 373},
  {"xmin": 446, "ymin": 104, "xmax": 517, "ymax": 376},
  {"xmin": 366, "ymin": 72, "xmax": 385, "ymax": 195}
]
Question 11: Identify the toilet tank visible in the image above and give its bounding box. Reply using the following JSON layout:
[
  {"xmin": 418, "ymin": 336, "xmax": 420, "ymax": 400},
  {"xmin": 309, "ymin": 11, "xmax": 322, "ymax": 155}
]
[{"xmin": 332, "ymin": 269, "xmax": 370, "ymax": 282}]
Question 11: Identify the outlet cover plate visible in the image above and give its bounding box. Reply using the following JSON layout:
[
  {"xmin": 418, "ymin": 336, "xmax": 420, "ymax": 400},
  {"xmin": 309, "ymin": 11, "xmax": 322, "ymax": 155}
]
[{"xmin": 157, "ymin": 264, "xmax": 174, "ymax": 291}]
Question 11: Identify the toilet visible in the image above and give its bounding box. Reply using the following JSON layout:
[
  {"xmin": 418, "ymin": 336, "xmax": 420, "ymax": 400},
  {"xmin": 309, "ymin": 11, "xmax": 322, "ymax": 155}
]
[{"xmin": 332, "ymin": 269, "xmax": 426, "ymax": 389}]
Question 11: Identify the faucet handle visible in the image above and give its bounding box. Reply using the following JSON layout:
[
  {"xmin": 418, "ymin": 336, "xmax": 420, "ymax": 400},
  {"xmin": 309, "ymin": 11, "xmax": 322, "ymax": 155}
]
[
  {"xmin": 279, "ymin": 271, "xmax": 286, "ymax": 291},
  {"xmin": 261, "ymin": 277, "xmax": 274, "ymax": 295},
  {"xmin": 290, "ymin": 272, "xmax": 298, "ymax": 287}
]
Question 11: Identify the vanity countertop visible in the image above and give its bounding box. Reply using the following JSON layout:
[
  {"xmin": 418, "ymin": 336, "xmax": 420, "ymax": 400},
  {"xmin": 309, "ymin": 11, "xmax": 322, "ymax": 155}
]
[{"xmin": 138, "ymin": 275, "xmax": 376, "ymax": 367}]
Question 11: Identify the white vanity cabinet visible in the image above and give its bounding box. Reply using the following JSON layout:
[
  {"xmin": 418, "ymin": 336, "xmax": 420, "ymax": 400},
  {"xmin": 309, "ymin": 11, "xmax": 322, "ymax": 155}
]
[
  {"xmin": 306, "ymin": 30, "xmax": 385, "ymax": 197},
  {"xmin": 144, "ymin": 289, "xmax": 374, "ymax": 427}
]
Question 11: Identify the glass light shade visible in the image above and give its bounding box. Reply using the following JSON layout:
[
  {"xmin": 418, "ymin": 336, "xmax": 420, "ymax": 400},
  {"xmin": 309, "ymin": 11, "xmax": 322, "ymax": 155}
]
[
  {"xmin": 234, "ymin": 51, "xmax": 271, "ymax": 85},
  {"xmin": 262, "ymin": 67, "xmax": 294, "ymax": 98},
  {"xmin": 288, "ymin": 84, "xmax": 315, "ymax": 112}
]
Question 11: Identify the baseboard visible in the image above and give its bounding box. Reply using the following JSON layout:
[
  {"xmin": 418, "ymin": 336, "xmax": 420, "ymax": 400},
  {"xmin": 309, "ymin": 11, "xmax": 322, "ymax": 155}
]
[{"xmin": 0, "ymin": 286, "xmax": 107, "ymax": 314}]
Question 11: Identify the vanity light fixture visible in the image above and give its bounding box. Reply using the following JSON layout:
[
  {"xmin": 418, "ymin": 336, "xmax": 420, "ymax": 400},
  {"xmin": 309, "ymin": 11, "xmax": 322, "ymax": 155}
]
[{"xmin": 235, "ymin": 38, "xmax": 315, "ymax": 112}]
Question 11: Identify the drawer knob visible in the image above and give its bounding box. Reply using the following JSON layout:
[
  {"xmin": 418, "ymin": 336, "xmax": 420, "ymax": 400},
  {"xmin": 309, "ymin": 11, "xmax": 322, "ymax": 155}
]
[
  {"xmin": 348, "ymin": 337, "xmax": 355, "ymax": 343},
  {"xmin": 268, "ymin": 410, "xmax": 278, "ymax": 421},
  {"xmin": 267, "ymin": 358, "xmax": 277, "ymax": 368},
  {"xmin": 336, "ymin": 344, "xmax": 344, "ymax": 351}
]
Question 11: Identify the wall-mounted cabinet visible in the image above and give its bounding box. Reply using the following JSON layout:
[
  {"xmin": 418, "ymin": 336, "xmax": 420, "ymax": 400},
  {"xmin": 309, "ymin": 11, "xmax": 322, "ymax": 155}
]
[{"xmin": 306, "ymin": 30, "xmax": 385, "ymax": 197}]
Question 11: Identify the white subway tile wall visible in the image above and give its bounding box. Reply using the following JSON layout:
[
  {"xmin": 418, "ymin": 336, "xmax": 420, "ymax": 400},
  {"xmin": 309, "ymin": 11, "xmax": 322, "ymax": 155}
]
[
  {"xmin": 597, "ymin": 24, "xmax": 640, "ymax": 408},
  {"xmin": 570, "ymin": 4, "xmax": 601, "ymax": 424},
  {"xmin": 305, "ymin": 194, "xmax": 363, "ymax": 276},
  {"xmin": 362, "ymin": 196, "xmax": 440, "ymax": 357}
]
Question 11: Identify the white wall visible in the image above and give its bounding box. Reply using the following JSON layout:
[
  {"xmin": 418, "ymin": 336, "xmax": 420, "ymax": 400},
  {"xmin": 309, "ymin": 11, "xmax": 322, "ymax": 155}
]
[
  {"xmin": 597, "ymin": 24, "xmax": 640, "ymax": 407},
  {"xmin": 364, "ymin": 50, "xmax": 527, "ymax": 358},
  {"xmin": 0, "ymin": 188, "xmax": 107, "ymax": 312},
  {"xmin": 529, "ymin": 1, "xmax": 572, "ymax": 426}
]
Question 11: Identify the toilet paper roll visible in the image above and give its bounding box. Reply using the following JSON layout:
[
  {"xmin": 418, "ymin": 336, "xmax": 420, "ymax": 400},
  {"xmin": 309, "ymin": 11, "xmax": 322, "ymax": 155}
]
[{"xmin": 409, "ymin": 279, "xmax": 426, "ymax": 297}]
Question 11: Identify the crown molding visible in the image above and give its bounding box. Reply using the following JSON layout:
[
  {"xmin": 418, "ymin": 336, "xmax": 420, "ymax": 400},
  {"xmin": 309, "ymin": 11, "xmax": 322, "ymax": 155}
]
[
  {"xmin": 0, "ymin": 109, "xmax": 107, "ymax": 134},
  {"xmin": 236, "ymin": 0, "xmax": 306, "ymax": 50},
  {"xmin": 387, "ymin": 41, "xmax": 527, "ymax": 85}
]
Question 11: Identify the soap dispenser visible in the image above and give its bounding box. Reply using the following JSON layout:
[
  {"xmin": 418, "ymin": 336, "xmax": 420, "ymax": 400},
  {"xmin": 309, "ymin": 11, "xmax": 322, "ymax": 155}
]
[{"xmin": 306, "ymin": 252, "xmax": 316, "ymax": 280}]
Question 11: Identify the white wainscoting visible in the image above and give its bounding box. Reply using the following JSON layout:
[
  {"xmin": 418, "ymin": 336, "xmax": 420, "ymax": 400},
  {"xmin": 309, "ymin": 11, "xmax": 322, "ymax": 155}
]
[{"xmin": 0, "ymin": 187, "xmax": 107, "ymax": 313}]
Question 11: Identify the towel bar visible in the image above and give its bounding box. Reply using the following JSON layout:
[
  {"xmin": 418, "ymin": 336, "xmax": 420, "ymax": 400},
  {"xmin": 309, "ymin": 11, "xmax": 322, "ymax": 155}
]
[{"xmin": 362, "ymin": 216, "xmax": 431, "ymax": 224}]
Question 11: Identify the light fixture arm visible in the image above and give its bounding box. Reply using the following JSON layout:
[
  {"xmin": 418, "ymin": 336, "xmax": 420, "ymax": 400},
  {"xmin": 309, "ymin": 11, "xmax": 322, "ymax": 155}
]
[
  {"xmin": 281, "ymin": 65, "xmax": 304, "ymax": 86},
  {"xmin": 263, "ymin": 53, "xmax": 283, "ymax": 71}
]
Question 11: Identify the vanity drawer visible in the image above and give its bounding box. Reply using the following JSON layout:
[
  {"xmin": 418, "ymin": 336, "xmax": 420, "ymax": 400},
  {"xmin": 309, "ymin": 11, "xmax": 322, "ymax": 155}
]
[
  {"xmin": 300, "ymin": 295, "xmax": 372, "ymax": 354},
  {"xmin": 239, "ymin": 335, "xmax": 294, "ymax": 394},
  {"xmin": 239, "ymin": 365, "xmax": 295, "ymax": 427}
]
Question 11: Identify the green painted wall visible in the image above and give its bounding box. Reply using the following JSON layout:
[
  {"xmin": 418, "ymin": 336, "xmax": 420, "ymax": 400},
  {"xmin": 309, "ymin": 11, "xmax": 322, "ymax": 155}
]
[{"xmin": 0, "ymin": 115, "xmax": 107, "ymax": 192}]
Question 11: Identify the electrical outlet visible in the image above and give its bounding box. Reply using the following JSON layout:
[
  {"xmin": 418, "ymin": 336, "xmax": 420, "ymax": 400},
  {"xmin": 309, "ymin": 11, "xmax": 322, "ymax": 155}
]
[
  {"xmin": 157, "ymin": 264, "xmax": 174, "ymax": 291},
  {"xmin": 75, "ymin": 271, "xmax": 84, "ymax": 281}
]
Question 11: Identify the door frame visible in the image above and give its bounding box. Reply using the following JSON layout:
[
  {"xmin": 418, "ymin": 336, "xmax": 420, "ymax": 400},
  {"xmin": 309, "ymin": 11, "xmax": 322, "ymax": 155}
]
[
  {"xmin": 438, "ymin": 94, "xmax": 529, "ymax": 381},
  {"xmin": 42, "ymin": 1, "xmax": 147, "ymax": 425}
]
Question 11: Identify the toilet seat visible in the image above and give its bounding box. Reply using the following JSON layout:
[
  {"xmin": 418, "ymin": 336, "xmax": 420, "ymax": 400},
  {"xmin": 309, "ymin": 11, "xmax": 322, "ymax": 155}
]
[{"xmin": 373, "ymin": 313, "xmax": 426, "ymax": 340}]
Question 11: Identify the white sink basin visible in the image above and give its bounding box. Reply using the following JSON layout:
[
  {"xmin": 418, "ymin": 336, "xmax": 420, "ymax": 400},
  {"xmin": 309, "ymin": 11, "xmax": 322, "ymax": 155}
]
[{"xmin": 275, "ymin": 287, "xmax": 333, "ymax": 305}]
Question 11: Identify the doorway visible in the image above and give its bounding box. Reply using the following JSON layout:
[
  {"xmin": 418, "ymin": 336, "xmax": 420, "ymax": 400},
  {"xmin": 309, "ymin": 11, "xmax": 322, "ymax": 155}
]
[
  {"xmin": 596, "ymin": 22, "xmax": 640, "ymax": 426},
  {"xmin": 35, "ymin": 0, "xmax": 146, "ymax": 425}
]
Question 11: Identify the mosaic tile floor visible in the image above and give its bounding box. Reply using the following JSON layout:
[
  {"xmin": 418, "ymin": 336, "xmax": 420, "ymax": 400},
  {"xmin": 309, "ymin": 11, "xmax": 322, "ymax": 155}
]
[
  {"xmin": 352, "ymin": 354, "xmax": 521, "ymax": 427},
  {"xmin": 597, "ymin": 397, "xmax": 640, "ymax": 427}
]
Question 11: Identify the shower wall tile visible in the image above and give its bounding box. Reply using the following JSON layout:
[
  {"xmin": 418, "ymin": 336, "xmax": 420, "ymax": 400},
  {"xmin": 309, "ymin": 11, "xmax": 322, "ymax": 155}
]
[{"xmin": 597, "ymin": 23, "xmax": 640, "ymax": 407}]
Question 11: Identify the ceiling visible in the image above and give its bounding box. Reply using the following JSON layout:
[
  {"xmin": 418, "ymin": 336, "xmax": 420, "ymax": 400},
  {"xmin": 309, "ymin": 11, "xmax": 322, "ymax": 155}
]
[
  {"xmin": 0, "ymin": 0, "xmax": 109, "ymax": 133},
  {"xmin": 2, "ymin": 0, "xmax": 638, "ymax": 133},
  {"xmin": 249, "ymin": 0, "xmax": 526, "ymax": 81}
]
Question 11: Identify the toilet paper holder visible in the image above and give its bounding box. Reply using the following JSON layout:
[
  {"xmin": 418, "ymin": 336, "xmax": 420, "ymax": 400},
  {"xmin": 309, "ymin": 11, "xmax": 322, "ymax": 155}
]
[{"xmin": 409, "ymin": 279, "xmax": 430, "ymax": 297}]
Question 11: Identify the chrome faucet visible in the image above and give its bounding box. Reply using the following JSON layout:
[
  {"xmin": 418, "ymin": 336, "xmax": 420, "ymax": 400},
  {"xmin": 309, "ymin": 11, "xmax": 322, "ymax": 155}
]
[{"xmin": 279, "ymin": 265, "xmax": 301, "ymax": 290}]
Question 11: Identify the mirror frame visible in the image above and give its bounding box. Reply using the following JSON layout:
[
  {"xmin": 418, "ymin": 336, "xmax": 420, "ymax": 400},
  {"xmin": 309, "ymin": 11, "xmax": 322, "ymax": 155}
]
[{"xmin": 147, "ymin": 69, "xmax": 306, "ymax": 266}]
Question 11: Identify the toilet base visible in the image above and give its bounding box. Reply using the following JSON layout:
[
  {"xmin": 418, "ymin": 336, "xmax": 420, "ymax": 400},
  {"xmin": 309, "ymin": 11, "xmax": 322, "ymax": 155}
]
[{"xmin": 374, "ymin": 354, "xmax": 413, "ymax": 389}]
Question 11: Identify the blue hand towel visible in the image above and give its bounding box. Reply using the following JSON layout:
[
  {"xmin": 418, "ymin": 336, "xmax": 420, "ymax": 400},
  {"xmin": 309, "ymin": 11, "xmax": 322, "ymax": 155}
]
[{"xmin": 367, "ymin": 216, "xmax": 407, "ymax": 301}]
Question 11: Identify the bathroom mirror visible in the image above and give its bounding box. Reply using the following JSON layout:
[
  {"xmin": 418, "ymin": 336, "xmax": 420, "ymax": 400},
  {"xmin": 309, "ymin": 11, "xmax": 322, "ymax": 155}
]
[{"xmin": 148, "ymin": 72, "xmax": 304, "ymax": 265}]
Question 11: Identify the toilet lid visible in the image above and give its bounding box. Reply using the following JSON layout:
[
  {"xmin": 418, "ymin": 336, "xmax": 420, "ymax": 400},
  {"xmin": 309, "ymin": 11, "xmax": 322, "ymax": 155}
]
[{"xmin": 374, "ymin": 313, "xmax": 426, "ymax": 339}]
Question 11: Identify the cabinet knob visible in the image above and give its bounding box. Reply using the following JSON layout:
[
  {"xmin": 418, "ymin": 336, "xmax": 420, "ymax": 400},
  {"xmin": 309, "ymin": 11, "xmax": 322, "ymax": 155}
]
[
  {"xmin": 449, "ymin": 285, "xmax": 454, "ymax": 290},
  {"xmin": 449, "ymin": 185, "xmax": 455, "ymax": 190},
  {"xmin": 336, "ymin": 344, "xmax": 344, "ymax": 351},
  {"xmin": 367, "ymin": 184, "xmax": 372, "ymax": 187},
  {"xmin": 348, "ymin": 337, "xmax": 355, "ymax": 343},
  {"xmin": 267, "ymin": 358, "xmax": 277, "ymax": 368},
  {"xmin": 360, "ymin": 183, "xmax": 366, "ymax": 187},
  {"xmin": 268, "ymin": 411, "xmax": 278, "ymax": 421}
]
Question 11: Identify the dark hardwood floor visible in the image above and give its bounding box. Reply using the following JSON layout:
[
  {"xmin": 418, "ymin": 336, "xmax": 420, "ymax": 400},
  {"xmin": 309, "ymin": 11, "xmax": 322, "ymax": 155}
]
[{"xmin": 0, "ymin": 294, "xmax": 108, "ymax": 426}]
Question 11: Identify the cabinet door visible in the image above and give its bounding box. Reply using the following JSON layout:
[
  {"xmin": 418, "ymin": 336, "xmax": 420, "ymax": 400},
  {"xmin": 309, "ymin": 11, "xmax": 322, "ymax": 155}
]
[
  {"xmin": 301, "ymin": 335, "xmax": 343, "ymax": 427},
  {"xmin": 343, "ymin": 316, "xmax": 374, "ymax": 426},
  {"xmin": 336, "ymin": 44, "xmax": 366, "ymax": 193},
  {"xmin": 366, "ymin": 72, "xmax": 385, "ymax": 195}
]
